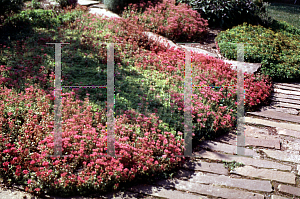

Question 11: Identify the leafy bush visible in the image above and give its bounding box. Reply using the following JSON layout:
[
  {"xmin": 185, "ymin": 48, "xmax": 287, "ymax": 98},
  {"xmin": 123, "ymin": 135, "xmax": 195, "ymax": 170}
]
[
  {"xmin": 266, "ymin": 19, "xmax": 300, "ymax": 36},
  {"xmin": 121, "ymin": 0, "xmax": 208, "ymax": 42},
  {"xmin": 104, "ymin": 0, "xmax": 162, "ymax": 14},
  {"xmin": 0, "ymin": 0, "xmax": 24, "ymax": 18},
  {"xmin": 3, "ymin": 8, "xmax": 85, "ymax": 29},
  {"xmin": 174, "ymin": 0, "xmax": 268, "ymax": 28},
  {"xmin": 215, "ymin": 22, "xmax": 300, "ymax": 81},
  {"xmin": 57, "ymin": 0, "xmax": 78, "ymax": 8}
]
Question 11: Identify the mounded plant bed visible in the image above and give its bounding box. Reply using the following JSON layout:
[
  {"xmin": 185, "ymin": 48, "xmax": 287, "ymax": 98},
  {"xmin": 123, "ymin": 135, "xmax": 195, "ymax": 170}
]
[{"xmin": 0, "ymin": 2, "xmax": 273, "ymax": 197}]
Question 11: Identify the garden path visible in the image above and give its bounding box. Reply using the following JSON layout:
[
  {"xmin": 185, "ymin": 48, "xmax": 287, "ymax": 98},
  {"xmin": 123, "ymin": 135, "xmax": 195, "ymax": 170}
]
[{"xmin": 0, "ymin": 2, "xmax": 299, "ymax": 199}]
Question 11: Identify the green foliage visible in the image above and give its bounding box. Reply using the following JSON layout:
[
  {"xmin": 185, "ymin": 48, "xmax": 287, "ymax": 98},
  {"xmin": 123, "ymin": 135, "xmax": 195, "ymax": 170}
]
[
  {"xmin": 223, "ymin": 160, "xmax": 245, "ymax": 172},
  {"xmin": 104, "ymin": 0, "xmax": 162, "ymax": 14},
  {"xmin": 215, "ymin": 22, "xmax": 300, "ymax": 81},
  {"xmin": 0, "ymin": 0, "xmax": 24, "ymax": 17},
  {"xmin": 57, "ymin": 0, "xmax": 78, "ymax": 8},
  {"xmin": 174, "ymin": 0, "xmax": 268, "ymax": 28}
]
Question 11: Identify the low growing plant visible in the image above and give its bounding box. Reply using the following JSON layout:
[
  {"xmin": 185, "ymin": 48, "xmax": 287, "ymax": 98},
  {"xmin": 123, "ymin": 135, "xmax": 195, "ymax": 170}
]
[{"xmin": 215, "ymin": 22, "xmax": 300, "ymax": 81}]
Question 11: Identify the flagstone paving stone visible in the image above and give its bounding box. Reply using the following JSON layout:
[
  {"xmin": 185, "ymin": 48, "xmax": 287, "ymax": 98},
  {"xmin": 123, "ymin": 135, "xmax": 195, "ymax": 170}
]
[
  {"xmin": 271, "ymin": 101, "xmax": 300, "ymax": 110},
  {"xmin": 218, "ymin": 134, "xmax": 281, "ymax": 149},
  {"xmin": 182, "ymin": 160, "xmax": 228, "ymax": 175},
  {"xmin": 274, "ymin": 88, "xmax": 300, "ymax": 96},
  {"xmin": 271, "ymin": 195, "xmax": 289, "ymax": 199},
  {"xmin": 261, "ymin": 106, "xmax": 299, "ymax": 115},
  {"xmin": 231, "ymin": 165, "xmax": 296, "ymax": 184},
  {"xmin": 271, "ymin": 92, "xmax": 300, "ymax": 101},
  {"xmin": 278, "ymin": 184, "xmax": 300, "ymax": 197},
  {"xmin": 276, "ymin": 127, "xmax": 300, "ymax": 138},
  {"xmin": 274, "ymin": 84, "xmax": 300, "ymax": 91},
  {"xmin": 88, "ymin": 8, "xmax": 121, "ymax": 18},
  {"xmin": 261, "ymin": 149, "xmax": 300, "ymax": 164},
  {"xmin": 272, "ymin": 96, "xmax": 300, "ymax": 105},
  {"xmin": 194, "ymin": 150, "xmax": 292, "ymax": 171},
  {"xmin": 128, "ymin": 184, "xmax": 209, "ymax": 199},
  {"xmin": 245, "ymin": 117, "xmax": 300, "ymax": 131},
  {"xmin": 275, "ymin": 82, "xmax": 300, "ymax": 89},
  {"xmin": 78, "ymin": 0, "xmax": 100, "ymax": 6},
  {"xmin": 200, "ymin": 140, "xmax": 257, "ymax": 157},
  {"xmin": 155, "ymin": 179, "xmax": 265, "ymax": 199},
  {"xmin": 247, "ymin": 110, "xmax": 300, "ymax": 124},
  {"xmin": 188, "ymin": 172, "xmax": 273, "ymax": 192}
]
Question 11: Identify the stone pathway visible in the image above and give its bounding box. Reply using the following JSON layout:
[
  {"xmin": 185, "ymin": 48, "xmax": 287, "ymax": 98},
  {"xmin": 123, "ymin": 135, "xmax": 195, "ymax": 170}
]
[{"xmin": 1, "ymin": 1, "xmax": 300, "ymax": 199}]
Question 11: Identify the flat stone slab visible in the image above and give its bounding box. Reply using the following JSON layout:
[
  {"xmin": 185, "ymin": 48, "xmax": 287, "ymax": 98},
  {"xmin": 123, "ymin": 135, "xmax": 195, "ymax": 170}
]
[
  {"xmin": 271, "ymin": 101, "xmax": 300, "ymax": 110},
  {"xmin": 278, "ymin": 184, "xmax": 300, "ymax": 197},
  {"xmin": 276, "ymin": 127, "xmax": 300, "ymax": 138},
  {"xmin": 231, "ymin": 165, "xmax": 296, "ymax": 184},
  {"xmin": 219, "ymin": 134, "xmax": 281, "ymax": 149},
  {"xmin": 178, "ymin": 45, "xmax": 219, "ymax": 58},
  {"xmin": 274, "ymin": 84, "xmax": 300, "ymax": 92},
  {"xmin": 274, "ymin": 88, "xmax": 300, "ymax": 96},
  {"xmin": 142, "ymin": 31, "xmax": 178, "ymax": 50},
  {"xmin": 261, "ymin": 106, "xmax": 299, "ymax": 115},
  {"xmin": 272, "ymin": 96, "xmax": 300, "ymax": 105},
  {"xmin": 195, "ymin": 150, "xmax": 292, "ymax": 171},
  {"xmin": 244, "ymin": 117, "xmax": 300, "ymax": 131},
  {"xmin": 182, "ymin": 160, "xmax": 228, "ymax": 175},
  {"xmin": 223, "ymin": 60, "xmax": 261, "ymax": 74},
  {"xmin": 78, "ymin": 0, "xmax": 100, "ymax": 6},
  {"xmin": 261, "ymin": 149, "xmax": 300, "ymax": 164},
  {"xmin": 128, "ymin": 184, "xmax": 209, "ymax": 199},
  {"xmin": 200, "ymin": 140, "xmax": 257, "ymax": 157},
  {"xmin": 274, "ymin": 82, "xmax": 300, "ymax": 89},
  {"xmin": 271, "ymin": 195, "xmax": 289, "ymax": 199},
  {"xmin": 189, "ymin": 172, "xmax": 273, "ymax": 192},
  {"xmin": 247, "ymin": 110, "xmax": 300, "ymax": 124},
  {"xmin": 155, "ymin": 179, "xmax": 264, "ymax": 199},
  {"xmin": 88, "ymin": 8, "xmax": 121, "ymax": 18},
  {"xmin": 271, "ymin": 92, "xmax": 300, "ymax": 101}
]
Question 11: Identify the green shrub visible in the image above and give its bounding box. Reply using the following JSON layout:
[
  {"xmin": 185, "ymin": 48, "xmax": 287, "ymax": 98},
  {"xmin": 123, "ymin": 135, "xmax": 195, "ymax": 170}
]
[
  {"xmin": 215, "ymin": 22, "xmax": 300, "ymax": 81},
  {"xmin": 266, "ymin": 19, "xmax": 300, "ymax": 36},
  {"xmin": 174, "ymin": 0, "xmax": 268, "ymax": 28},
  {"xmin": 0, "ymin": 0, "xmax": 24, "ymax": 18},
  {"xmin": 57, "ymin": 0, "xmax": 78, "ymax": 8},
  {"xmin": 104, "ymin": 0, "xmax": 162, "ymax": 14}
]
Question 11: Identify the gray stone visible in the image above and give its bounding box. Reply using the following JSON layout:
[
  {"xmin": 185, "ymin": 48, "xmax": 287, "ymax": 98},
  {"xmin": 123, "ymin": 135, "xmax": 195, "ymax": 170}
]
[
  {"xmin": 274, "ymin": 84, "xmax": 300, "ymax": 92},
  {"xmin": 142, "ymin": 31, "xmax": 178, "ymax": 49},
  {"xmin": 182, "ymin": 160, "xmax": 228, "ymax": 175},
  {"xmin": 271, "ymin": 195, "xmax": 289, "ymax": 199},
  {"xmin": 271, "ymin": 101, "xmax": 300, "ymax": 110},
  {"xmin": 223, "ymin": 60, "xmax": 261, "ymax": 74},
  {"xmin": 276, "ymin": 127, "xmax": 300, "ymax": 138},
  {"xmin": 89, "ymin": 8, "xmax": 121, "ymax": 18},
  {"xmin": 178, "ymin": 45, "xmax": 219, "ymax": 58},
  {"xmin": 244, "ymin": 117, "xmax": 300, "ymax": 131},
  {"xmin": 247, "ymin": 110, "xmax": 300, "ymax": 124},
  {"xmin": 200, "ymin": 140, "xmax": 257, "ymax": 157},
  {"xmin": 78, "ymin": 0, "xmax": 100, "ymax": 6},
  {"xmin": 262, "ymin": 149, "xmax": 300, "ymax": 164},
  {"xmin": 129, "ymin": 184, "xmax": 209, "ymax": 199},
  {"xmin": 274, "ymin": 88, "xmax": 300, "ymax": 97},
  {"xmin": 189, "ymin": 172, "xmax": 273, "ymax": 192},
  {"xmin": 262, "ymin": 106, "xmax": 299, "ymax": 115},
  {"xmin": 278, "ymin": 184, "xmax": 300, "ymax": 197},
  {"xmin": 155, "ymin": 179, "xmax": 264, "ymax": 199},
  {"xmin": 231, "ymin": 165, "xmax": 296, "ymax": 184},
  {"xmin": 194, "ymin": 150, "xmax": 292, "ymax": 171},
  {"xmin": 298, "ymin": 165, "xmax": 300, "ymax": 175}
]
